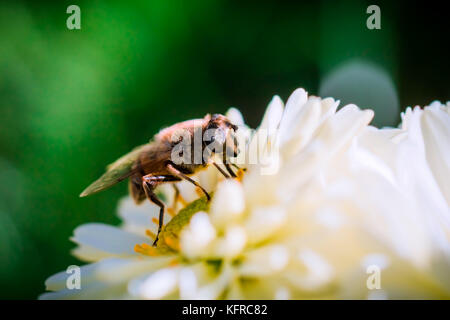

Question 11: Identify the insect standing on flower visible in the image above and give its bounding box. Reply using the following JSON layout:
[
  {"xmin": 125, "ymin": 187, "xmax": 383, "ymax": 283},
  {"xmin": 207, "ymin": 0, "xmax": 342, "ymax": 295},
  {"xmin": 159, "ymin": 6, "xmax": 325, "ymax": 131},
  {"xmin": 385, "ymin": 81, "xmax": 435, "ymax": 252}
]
[{"xmin": 80, "ymin": 114, "xmax": 241, "ymax": 246}]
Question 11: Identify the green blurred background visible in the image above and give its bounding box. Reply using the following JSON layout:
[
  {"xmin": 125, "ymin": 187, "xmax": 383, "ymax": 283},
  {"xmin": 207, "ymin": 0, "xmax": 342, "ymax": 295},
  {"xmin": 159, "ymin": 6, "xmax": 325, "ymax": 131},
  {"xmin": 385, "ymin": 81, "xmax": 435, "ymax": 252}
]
[{"xmin": 0, "ymin": 0, "xmax": 448, "ymax": 299}]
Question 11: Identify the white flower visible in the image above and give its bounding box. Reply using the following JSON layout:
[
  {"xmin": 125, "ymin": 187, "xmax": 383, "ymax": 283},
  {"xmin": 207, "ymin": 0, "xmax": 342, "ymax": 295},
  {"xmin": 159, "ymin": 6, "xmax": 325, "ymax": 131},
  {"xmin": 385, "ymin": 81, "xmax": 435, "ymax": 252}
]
[{"xmin": 40, "ymin": 90, "xmax": 450, "ymax": 300}]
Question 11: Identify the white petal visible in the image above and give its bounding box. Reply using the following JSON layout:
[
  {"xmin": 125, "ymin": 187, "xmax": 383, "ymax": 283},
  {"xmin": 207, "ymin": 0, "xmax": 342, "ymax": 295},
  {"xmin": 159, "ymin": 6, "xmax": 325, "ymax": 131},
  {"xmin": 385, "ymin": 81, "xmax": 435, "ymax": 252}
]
[
  {"xmin": 259, "ymin": 95, "xmax": 284, "ymax": 132},
  {"xmin": 71, "ymin": 223, "xmax": 150, "ymax": 257},
  {"xmin": 71, "ymin": 244, "xmax": 117, "ymax": 262},
  {"xmin": 238, "ymin": 245, "xmax": 290, "ymax": 276},
  {"xmin": 245, "ymin": 206, "xmax": 286, "ymax": 244},
  {"xmin": 42, "ymin": 258, "xmax": 149, "ymax": 299},
  {"xmin": 210, "ymin": 180, "xmax": 245, "ymax": 228},
  {"xmin": 135, "ymin": 268, "xmax": 179, "ymax": 299},
  {"xmin": 279, "ymin": 96, "xmax": 322, "ymax": 154},
  {"xmin": 286, "ymin": 249, "xmax": 334, "ymax": 290},
  {"xmin": 193, "ymin": 266, "xmax": 232, "ymax": 299},
  {"xmin": 361, "ymin": 253, "xmax": 390, "ymax": 270},
  {"xmin": 180, "ymin": 212, "xmax": 216, "ymax": 259},
  {"xmin": 44, "ymin": 261, "xmax": 99, "ymax": 291},
  {"xmin": 278, "ymin": 88, "xmax": 308, "ymax": 144},
  {"xmin": 39, "ymin": 282, "xmax": 126, "ymax": 300},
  {"xmin": 117, "ymin": 196, "xmax": 157, "ymax": 236},
  {"xmin": 226, "ymin": 107, "xmax": 245, "ymax": 126},
  {"xmin": 279, "ymin": 105, "xmax": 374, "ymax": 199},
  {"xmin": 96, "ymin": 257, "xmax": 174, "ymax": 283},
  {"xmin": 213, "ymin": 225, "xmax": 247, "ymax": 258},
  {"xmin": 178, "ymin": 267, "xmax": 198, "ymax": 299},
  {"xmin": 420, "ymin": 105, "xmax": 450, "ymax": 206}
]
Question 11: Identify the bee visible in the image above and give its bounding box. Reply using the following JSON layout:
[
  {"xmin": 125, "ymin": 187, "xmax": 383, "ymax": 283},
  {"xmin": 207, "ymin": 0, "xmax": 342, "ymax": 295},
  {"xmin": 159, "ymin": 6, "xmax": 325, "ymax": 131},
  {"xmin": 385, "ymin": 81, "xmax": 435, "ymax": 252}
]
[{"xmin": 80, "ymin": 114, "xmax": 240, "ymax": 245}]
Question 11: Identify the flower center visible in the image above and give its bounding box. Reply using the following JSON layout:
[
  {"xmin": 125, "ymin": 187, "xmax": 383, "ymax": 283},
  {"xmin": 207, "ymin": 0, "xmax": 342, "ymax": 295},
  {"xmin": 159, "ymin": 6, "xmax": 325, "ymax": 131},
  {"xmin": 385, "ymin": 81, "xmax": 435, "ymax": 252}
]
[
  {"xmin": 134, "ymin": 166, "xmax": 246, "ymax": 257},
  {"xmin": 134, "ymin": 195, "xmax": 211, "ymax": 257}
]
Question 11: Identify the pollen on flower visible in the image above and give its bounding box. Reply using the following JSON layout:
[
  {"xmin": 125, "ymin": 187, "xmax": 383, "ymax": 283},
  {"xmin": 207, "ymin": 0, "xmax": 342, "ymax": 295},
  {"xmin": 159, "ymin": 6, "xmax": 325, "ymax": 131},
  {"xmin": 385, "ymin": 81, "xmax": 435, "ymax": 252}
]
[
  {"xmin": 145, "ymin": 229, "xmax": 156, "ymax": 239},
  {"xmin": 166, "ymin": 207, "xmax": 175, "ymax": 217},
  {"xmin": 195, "ymin": 187, "xmax": 204, "ymax": 197},
  {"xmin": 134, "ymin": 239, "xmax": 175, "ymax": 256},
  {"xmin": 177, "ymin": 194, "xmax": 188, "ymax": 206},
  {"xmin": 134, "ymin": 195, "xmax": 211, "ymax": 258},
  {"xmin": 164, "ymin": 235, "xmax": 180, "ymax": 251},
  {"xmin": 134, "ymin": 226, "xmax": 176, "ymax": 257},
  {"xmin": 236, "ymin": 168, "xmax": 245, "ymax": 181},
  {"xmin": 168, "ymin": 259, "xmax": 179, "ymax": 267},
  {"xmin": 134, "ymin": 243, "xmax": 160, "ymax": 256}
]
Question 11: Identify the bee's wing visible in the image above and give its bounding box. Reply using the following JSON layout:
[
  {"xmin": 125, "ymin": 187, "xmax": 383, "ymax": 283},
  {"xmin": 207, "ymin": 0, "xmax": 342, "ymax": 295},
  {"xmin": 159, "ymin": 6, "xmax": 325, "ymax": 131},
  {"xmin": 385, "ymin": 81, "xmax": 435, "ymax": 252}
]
[{"xmin": 79, "ymin": 144, "xmax": 150, "ymax": 197}]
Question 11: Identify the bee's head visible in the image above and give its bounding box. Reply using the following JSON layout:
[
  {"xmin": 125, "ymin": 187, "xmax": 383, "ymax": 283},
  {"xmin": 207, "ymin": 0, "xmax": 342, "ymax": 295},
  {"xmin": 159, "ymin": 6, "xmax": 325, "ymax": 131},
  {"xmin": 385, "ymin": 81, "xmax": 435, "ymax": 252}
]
[{"xmin": 203, "ymin": 114, "xmax": 239, "ymax": 157}]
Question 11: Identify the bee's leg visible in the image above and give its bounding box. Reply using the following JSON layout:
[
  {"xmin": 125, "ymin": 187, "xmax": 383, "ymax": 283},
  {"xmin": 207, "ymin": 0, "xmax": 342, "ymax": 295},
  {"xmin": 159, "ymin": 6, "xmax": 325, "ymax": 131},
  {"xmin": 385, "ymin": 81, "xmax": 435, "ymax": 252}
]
[
  {"xmin": 142, "ymin": 174, "xmax": 180, "ymax": 246},
  {"xmin": 232, "ymin": 164, "xmax": 246, "ymax": 171},
  {"xmin": 142, "ymin": 181, "xmax": 164, "ymax": 246},
  {"xmin": 166, "ymin": 162, "xmax": 211, "ymax": 201},
  {"xmin": 212, "ymin": 161, "xmax": 230, "ymax": 179},
  {"xmin": 222, "ymin": 153, "xmax": 237, "ymax": 178},
  {"xmin": 224, "ymin": 163, "xmax": 237, "ymax": 178}
]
